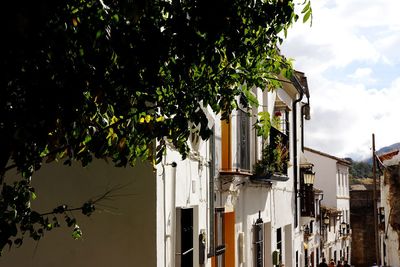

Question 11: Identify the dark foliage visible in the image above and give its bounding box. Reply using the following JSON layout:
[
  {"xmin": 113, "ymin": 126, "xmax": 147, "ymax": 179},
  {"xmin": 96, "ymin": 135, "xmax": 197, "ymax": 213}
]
[{"xmin": 0, "ymin": 0, "xmax": 311, "ymax": 253}]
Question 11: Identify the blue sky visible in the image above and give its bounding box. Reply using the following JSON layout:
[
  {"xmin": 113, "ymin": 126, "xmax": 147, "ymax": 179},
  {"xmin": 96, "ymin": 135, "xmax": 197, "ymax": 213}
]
[{"xmin": 281, "ymin": 0, "xmax": 400, "ymax": 160}]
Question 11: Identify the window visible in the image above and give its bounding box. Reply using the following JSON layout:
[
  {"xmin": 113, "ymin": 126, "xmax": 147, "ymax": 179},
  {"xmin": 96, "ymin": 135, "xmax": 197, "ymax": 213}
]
[
  {"xmin": 236, "ymin": 110, "xmax": 250, "ymax": 171},
  {"xmin": 273, "ymin": 109, "xmax": 289, "ymax": 136},
  {"xmin": 277, "ymin": 228, "xmax": 282, "ymax": 264},
  {"xmin": 221, "ymin": 110, "xmax": 251, "ymax": 172},
  {"xmin": 254, "ymin": 216, "xmax": 264, "ymax": 267}
]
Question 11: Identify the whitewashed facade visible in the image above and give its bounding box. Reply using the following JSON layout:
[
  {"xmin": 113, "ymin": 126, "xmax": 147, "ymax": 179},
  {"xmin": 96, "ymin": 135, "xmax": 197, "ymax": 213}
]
[
  {"xmin": 213, "ymin": 72, "xmax": 312, "ymax": 267},
  {"xmin": 304, "ymin": 148, "xmax": 352, "ymax": 265},
  {"xmin": 1, "ymin": 72, "xmax": 313, "ymax": 267}
]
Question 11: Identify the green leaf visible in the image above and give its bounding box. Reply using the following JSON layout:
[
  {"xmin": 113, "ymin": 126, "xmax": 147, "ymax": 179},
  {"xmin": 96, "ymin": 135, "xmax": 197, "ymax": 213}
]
[
  {"xmin": 39, "ymin": 145, "xmax": 49, "ymax": 158},
  {"xmin": 72, "ymin": 225, "xmax": 82, "ymax": 240},
  {"xmin": 303, "ymin": 10, "xmax": 312, "ymax": 23},
  {"xmin": 257, "ymin": 111, "xmax": 271, "ymax": 138},
  {"xmin": 241, "ymin": 83, "xmax": 259, "ymax": 107},
  {"xmin": 96, "ymin": 30, "xmax": 102, "ymax": 39},
  {"xmin": 301, "ymin": 1, "xmax": 311, "ymax": 14}
]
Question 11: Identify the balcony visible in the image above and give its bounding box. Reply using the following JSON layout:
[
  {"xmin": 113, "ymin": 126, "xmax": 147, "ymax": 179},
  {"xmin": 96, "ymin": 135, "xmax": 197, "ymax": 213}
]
[
  {"xmin": 339, "ymin": 222, "xmax": 351, "ymax": 238},
  {"xmin": 300, "ymin": 185, "xmax": 315, "ymax": 217},
  {"xmin": 251, "ymin": 127, "xmax": 289, "ymax": 182},
  {"xmin": 300, "ymin": 169, "xmax": 316, "ymax": 217}
]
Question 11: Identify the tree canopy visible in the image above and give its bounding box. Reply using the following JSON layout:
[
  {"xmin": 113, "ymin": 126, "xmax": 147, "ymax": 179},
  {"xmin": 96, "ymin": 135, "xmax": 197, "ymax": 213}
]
[
  {"xmin": 0, "ymin": 0, "xmax": 311, "ymax": 253},
  {"xmin": 346, "ymin": 158, "xmax": 373, "ymax": 179}
]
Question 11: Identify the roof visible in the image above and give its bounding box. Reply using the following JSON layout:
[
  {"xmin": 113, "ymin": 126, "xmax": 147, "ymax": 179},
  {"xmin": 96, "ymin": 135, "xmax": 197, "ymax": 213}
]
[
  {"xmin": 299, "ymin": 152, "xmax": 313, "ymax": 168},
  {"xmin": 350, "ymin": 184, "xmax": 372, "ymax": 191},
  {"xmin": 294, "ymin": 71, "xmax": 310, "ymax": 98},
  {"xmin": 377, "ymin": 149, "xmax": 400, "ymax": 167},
  {"xmin": 279, "ymin": 70, "xmax": 310, "ymax": 98},
  {"xmin": 304, "ymin": 147, "xmax": 351, "ymax": 166},
  {"xmin": 320, "ymin": 205, "xmax": 342, "ymax": 214}
]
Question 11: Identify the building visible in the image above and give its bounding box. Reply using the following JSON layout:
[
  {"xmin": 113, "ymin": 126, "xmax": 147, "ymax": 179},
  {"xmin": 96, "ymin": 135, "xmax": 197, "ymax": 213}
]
[
  {"xmin": 377, "ymin": 149, "xmax": 400, "ymax": 266},
  {"xmin": 0, "ymin": 71, "xmax": 312, "ymax": 267},
  {"xmin": 304, "ymin": 147, "xmax": 352, "ymax": 265},
  {"xmin": 350, "ymin": 182, "xmax": 377, "ymax": 267},
  {"xmin": 215, "ymin": 71, "xmax": 311, "ymax": 267}
]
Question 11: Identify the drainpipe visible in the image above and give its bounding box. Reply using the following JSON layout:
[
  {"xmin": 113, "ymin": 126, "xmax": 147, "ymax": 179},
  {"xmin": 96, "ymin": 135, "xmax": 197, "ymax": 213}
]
[
  {"xmin": 319, "ymin": 193, "xmax": 324, "ymax": 261},
  {"xmin": 292, "ymin": 76, "xmax": 304, "ymax": 228},
  {"xmin": 163, "ymin": 161, "xmax": 177, "ymax": 266}
]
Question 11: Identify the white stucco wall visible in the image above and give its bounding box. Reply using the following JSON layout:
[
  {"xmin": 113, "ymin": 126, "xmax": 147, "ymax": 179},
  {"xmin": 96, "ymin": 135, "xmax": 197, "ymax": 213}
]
[
  {"xmin": 0, "ymin": 160, "xmax": 156, "ymax": 267},
  {"xmin": 304, "ymin": 149, "xmax": 351, "ymax": 264},
  {"xmin": 228, "ymin": 182, "xmax": 295, "ymax": 267},
  {"xmin": 156, "ymin": 138, "xmax": 211, "ymax": 267},
  {"xmin": 304, "ymin": 150, "xmax": 338, "ymax": 208},
  {"xmin": 217, "ymin": 87, "xmax": 302, "ymax": 267}
]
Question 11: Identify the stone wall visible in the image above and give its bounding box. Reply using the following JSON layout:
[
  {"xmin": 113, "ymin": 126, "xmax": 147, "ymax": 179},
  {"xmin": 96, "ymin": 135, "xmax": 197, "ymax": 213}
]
[{"xmin": 350, "ymin": 188, "xmax": 377, "ymax": 267}]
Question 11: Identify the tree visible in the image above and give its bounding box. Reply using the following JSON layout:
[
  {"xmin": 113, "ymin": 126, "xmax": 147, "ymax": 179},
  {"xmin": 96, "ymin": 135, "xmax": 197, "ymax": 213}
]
[
  {"xmin": 0, "ymin": 0, "xmax": 311, "ymax": 253},
  {"xmin": 349, "ymin": 160, "xmax": 373, "ymax": 178}
]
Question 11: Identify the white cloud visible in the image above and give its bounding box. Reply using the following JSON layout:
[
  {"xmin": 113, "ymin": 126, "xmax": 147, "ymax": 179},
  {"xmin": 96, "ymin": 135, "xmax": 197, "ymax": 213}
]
[
  {"xmin": 281, "ymin": 0, "xmax": 400, "ymax": 159},
  {"xmin": 348, "ymin": 67, "xmax": 375, "ymax": 83},
  {"xmin": 305, "ymin": 74, "xmax": 400, "ymax": 160},
  {"xmin": 283, "ymin": 0, "xmax": 400, "ymax": 72}
]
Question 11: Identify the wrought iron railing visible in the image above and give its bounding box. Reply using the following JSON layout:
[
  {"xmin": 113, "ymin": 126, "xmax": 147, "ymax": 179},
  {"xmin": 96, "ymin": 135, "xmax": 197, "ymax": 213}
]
[
  {"xmin": 300, "ymin": 185, "xmax": 315, "ymax": 217},
  {"xmin": 251, "ymin": 127, "xmax": 290, "ymax": 182}
]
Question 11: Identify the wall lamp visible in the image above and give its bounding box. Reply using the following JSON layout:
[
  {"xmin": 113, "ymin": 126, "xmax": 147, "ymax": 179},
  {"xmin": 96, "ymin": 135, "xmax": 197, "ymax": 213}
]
[
  {"xmin": 303, "ymin": 169, "xmax": 315, "ymax": 186},
  {"xmin": 340, "ymin": 221, "xmax": 347, "ymax": 236}
]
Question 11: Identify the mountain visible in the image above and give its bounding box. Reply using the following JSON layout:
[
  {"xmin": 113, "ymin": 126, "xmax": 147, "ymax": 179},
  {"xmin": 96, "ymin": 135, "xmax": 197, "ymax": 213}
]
[
  {"xmin": 365, "ymin": 142, "xmax": 400, "ymax": 164},
  {"xmin": 349, "ymin": 142, "xmax": 400, "ymax": 178},
  {"xmin": 376, "ymin": 142, "xmax": 400, "ymax": 155}
]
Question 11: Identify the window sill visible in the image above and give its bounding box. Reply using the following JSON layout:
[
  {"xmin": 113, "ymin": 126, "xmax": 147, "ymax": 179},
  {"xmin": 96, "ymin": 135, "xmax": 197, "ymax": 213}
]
[
  {"xmin": 251, "ymin": 172, "xmax": 289, "ymax": 182},
  {"xmin": 219, "ymin": 169, "xmax": 253, "ymax": 177}
]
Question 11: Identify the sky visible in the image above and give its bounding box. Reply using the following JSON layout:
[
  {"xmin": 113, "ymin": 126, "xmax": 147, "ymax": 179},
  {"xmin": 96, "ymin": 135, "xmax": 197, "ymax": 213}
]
[{"xmin": 280, "ymin": 0, "xmax": 400, "ymax": 160}]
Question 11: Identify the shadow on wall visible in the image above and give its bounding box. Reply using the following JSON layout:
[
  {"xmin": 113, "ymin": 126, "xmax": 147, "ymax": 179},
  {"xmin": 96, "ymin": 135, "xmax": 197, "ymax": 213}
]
[{"xmin": 0, "ymin": 160, "xmax": 157, "ymax": 267}]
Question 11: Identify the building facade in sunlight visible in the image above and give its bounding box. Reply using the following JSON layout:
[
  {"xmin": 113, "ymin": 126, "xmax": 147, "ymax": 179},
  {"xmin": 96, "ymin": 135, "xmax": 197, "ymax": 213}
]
[
  {"xmin": 304, "ymin": 147, "xmax": 352, "ymax": 266},
  {"xmin": 1, "ymin": 72, "xmax": 316, "ymax": 267}
]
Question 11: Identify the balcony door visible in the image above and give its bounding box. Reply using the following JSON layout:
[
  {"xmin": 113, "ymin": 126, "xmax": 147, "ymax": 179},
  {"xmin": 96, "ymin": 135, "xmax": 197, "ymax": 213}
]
[
  {"xmin": 237, "ymin": 110, "xmax": 250, "ymax": 171},
  {"xmin": 176, "ymin": 208, "xmax": 193, "ymax": 267}
]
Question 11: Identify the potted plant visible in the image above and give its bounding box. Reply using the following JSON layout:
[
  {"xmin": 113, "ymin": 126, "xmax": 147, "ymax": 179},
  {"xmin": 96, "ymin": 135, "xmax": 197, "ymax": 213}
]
[{"xmin": 252, "ymin": 135, "xmax": 289, "ymax": 181}]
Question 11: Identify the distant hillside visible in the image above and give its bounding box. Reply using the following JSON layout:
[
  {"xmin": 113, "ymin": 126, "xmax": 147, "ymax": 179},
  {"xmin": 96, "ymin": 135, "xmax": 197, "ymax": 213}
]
[
  {"xmin": 348, "ymin": 142, "xmax": 400, "ymax": 179},
  {"xmin": 345, "ymin": 158, "xmax": 372, "ymax": 179},
  {"xmin": 376, "ymin": 142, "xmax": 400, "ymax": 155}
]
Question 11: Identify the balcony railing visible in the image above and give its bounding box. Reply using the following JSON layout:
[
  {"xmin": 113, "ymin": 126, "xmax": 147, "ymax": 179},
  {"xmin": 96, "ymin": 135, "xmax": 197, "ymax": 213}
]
[
  {"xmin": 300, "ymin": 185, "xmax": 315, "ymax": 217},
  {"xmin": 251, "ymin": 127, "xmax": 289, "ymax": 182}
]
